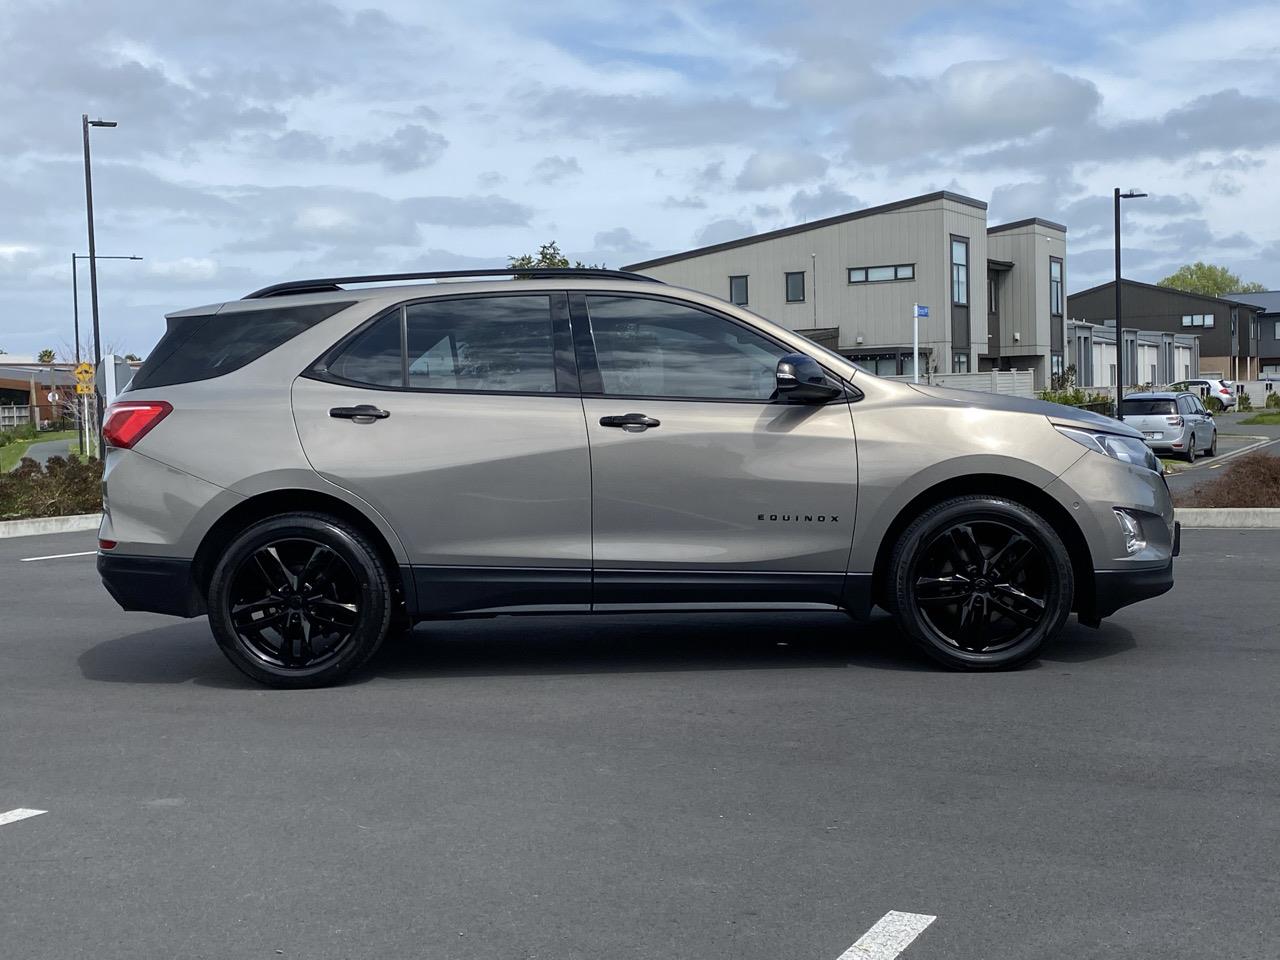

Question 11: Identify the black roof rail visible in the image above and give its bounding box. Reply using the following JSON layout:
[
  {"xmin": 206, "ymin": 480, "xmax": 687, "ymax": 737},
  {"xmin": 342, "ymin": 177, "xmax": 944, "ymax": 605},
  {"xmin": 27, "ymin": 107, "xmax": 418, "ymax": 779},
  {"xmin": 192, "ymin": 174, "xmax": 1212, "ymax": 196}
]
[{"xmin": 243, "ymin": 267, "xmax": 662, "ymax": 299}]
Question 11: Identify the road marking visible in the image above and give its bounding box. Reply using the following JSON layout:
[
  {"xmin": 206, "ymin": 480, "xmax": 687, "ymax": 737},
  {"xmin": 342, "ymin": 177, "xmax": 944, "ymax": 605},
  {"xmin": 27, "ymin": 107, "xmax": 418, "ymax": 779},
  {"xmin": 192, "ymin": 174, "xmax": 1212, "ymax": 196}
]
[
  {"xmin": 18, "ymin": 551, "xmax": 96, "ymax": 562},
  {"xmin": 0, "ymin": 808, "xmax": 47, "ymax": 827},
  {"xmin": 837, "ymin": 911, "xmax": 936, "ymax": 959}
]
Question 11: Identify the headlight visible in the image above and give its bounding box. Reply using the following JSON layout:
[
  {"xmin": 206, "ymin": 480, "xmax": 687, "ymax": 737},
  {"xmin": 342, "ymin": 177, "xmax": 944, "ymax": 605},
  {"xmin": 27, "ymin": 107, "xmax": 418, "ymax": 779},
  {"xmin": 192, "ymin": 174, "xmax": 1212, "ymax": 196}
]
[{"xmin": 1055, "ymin": 425, "xmax": 1160, "ymax": 472}]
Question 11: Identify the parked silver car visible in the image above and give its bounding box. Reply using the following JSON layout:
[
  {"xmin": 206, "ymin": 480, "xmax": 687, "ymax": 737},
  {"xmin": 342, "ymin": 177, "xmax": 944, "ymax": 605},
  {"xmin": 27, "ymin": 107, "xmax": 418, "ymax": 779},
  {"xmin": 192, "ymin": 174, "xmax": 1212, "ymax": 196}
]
[
  {"xmin": 98, "ymin": 269, "xmax": 1178, "ymax": 687},
  {"xmin": 1121, "ymin": 392, "xmax": 1217, "ymax": 461},
  {"xmin": 1168, "ymin": 378, "xmax": 1236, "ymax": 410}
]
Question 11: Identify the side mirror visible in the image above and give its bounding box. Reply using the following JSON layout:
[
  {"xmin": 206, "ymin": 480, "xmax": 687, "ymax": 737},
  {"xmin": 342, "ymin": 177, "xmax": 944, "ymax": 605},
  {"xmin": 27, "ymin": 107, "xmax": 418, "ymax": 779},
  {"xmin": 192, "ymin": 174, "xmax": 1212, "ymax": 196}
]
[{"xmin": 775, "ymin": 353, "xmax": 842, "ymax": 403}]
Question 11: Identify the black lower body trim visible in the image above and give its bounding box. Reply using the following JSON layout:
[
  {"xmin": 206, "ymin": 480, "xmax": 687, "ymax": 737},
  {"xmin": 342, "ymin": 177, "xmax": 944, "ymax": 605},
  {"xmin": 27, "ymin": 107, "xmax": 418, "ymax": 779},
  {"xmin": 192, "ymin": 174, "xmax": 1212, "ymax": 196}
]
[
  {"xmin": 407, "ymin": 565, "xmax": 590, "ymax": 616},
  {"xmin": 593, "ymin": 568, "xmax": 844, "ymax": 606},
  {"xmin": 98, "ymin": 553, "xmax": 205, "ymax": 618},
  {"xmin": 1090, "ymin": 559, "xmax": 1175, "ymax": 620}
]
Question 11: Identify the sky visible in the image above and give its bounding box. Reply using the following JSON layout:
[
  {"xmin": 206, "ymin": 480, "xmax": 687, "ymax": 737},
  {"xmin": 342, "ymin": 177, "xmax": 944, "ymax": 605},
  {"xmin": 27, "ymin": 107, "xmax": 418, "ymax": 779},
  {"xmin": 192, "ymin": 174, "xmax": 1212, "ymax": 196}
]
[{"xmin": 1, "ymin": 0, "xmax": 1279, "ymax": 358}]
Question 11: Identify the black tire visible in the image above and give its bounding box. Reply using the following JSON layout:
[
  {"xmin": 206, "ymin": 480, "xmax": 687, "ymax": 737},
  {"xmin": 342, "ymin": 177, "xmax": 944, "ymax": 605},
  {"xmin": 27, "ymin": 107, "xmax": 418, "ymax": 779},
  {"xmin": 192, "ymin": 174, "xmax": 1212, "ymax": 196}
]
[
  {"xmin": 207, "ymin": 512, "xmax": 393, "ymax": 688},
  {"xmin": 1186, "ymin": 436, "xmax": 1196, "ymax": 463},
  {"xmin": 1207, "ymin": 431, "xmax": 1217, "ymax": 457},
  {"xmin": 887, "ymin": 496, "xmax": 1074, "ymax": 671}
]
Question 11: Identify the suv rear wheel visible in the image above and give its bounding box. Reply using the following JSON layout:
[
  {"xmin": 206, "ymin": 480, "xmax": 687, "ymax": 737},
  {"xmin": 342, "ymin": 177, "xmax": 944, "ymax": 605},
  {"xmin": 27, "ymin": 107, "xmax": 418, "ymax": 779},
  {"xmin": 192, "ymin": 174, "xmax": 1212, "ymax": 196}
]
[
  {"xmin": 208, "ymin": 513, "xmax": 393, "ymax": 688},
  {"xmin": 887, "ymin": 496, "xmax": 1073, "ymax": 670}
]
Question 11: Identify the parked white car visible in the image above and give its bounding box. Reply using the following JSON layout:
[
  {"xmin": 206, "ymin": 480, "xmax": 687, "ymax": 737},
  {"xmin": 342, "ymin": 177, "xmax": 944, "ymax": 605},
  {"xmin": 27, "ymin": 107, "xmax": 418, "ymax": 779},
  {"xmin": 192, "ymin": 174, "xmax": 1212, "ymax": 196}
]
[{"xmin": 1168, "ymin": 378, "xmax": 1235, "ymax": 410}]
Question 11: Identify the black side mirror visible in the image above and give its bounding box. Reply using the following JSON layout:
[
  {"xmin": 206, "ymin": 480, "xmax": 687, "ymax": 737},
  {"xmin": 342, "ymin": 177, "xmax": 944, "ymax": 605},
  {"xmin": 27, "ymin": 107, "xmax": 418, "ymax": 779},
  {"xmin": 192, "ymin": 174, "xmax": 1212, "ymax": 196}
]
[{"xmin": 775, "ymin": 353, "xmax": 842, "ymax": 403}]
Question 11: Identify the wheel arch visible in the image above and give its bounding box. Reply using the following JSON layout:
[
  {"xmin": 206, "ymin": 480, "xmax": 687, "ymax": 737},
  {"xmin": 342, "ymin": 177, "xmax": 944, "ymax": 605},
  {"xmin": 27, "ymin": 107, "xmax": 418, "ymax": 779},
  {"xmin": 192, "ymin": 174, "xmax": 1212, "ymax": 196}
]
[
  {"xmin": 869, "ymin": 473, "xmax": 1094, "ymax": 618},
  {"xmin": 191, "ymin": 488, "xmax": 413, "ymax": 614}
]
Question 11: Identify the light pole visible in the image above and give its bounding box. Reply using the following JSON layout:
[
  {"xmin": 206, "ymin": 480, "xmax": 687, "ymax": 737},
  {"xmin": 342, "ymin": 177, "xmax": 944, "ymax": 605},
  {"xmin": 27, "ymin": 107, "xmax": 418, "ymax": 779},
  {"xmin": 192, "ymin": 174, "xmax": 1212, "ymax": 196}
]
[
  {"xmin": 1114, "ymin": 187, "xmax": 1147, "ymax": 420},
  {"xmin": 82, "ymin": 114, "xmax": 118, "ymax": 455},
  {"xmin": 72, "ymin": 252, "xmax": 141, "ymax": 456}
]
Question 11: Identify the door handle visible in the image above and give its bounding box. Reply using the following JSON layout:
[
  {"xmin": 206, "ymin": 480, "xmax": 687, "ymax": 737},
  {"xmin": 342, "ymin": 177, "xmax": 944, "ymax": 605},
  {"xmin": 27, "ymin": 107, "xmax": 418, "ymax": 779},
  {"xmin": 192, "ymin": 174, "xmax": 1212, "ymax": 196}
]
[
  {"xmin": 330, "ymin": 404, "xmax": 390, "ymax": 422},
  {"xmin": 599, "ymin": 412, "xmax": 661, "ymax": 432}
]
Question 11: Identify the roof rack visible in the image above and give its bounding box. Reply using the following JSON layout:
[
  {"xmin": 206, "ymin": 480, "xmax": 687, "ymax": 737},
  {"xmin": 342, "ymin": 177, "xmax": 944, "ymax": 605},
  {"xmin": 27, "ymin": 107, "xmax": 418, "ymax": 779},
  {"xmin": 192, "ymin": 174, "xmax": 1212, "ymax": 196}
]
[{"xmin": 243, "ymin": 267, "xmax": 662, "ymax": 300}]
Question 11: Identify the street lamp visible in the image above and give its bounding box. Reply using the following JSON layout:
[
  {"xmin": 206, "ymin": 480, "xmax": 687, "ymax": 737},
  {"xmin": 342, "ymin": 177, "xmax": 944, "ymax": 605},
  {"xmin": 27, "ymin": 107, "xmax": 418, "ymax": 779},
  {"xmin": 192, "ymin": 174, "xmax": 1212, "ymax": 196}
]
[
  {"xmin": 71, "ymin": 253, "xmax": 141, "ymax": 457},
  {"xmin": 82, "ymin": 114, "xmax": 119, "ymax": 455},
  {"xmin": 1114, "ymin": 187, "xmax": 1147, "ymax": 420}
]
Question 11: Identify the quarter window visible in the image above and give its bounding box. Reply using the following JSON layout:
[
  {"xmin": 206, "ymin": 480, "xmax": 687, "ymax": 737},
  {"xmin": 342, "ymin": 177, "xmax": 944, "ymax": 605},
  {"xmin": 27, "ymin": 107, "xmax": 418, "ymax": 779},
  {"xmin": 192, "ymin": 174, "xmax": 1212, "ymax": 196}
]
[
  {"xmin": 951, "ymin": 238, "xmax": 969, "ymax": 306},
  {"xmin": 1050, "ymin": 257, "xmax": 1063, "ymax": 316},
  {"xmin": 585, "ymin": 296, "xmax": 790, "ymax": 401},
  {"xmin": 785, "ymin": 271, "xmax": 806, "ymax": 303},
  {"xmin": 729, "ymin": 275, "xmax": 749, "ymax": 306}
]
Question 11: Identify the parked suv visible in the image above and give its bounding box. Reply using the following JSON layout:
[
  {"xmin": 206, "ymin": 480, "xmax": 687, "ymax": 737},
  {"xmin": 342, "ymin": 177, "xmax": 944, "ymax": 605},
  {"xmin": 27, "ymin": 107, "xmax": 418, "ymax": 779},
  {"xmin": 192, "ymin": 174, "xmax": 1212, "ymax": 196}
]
[{"xmin": 98, "ymin": 269, "xmax": 1178, "ymax": 687}]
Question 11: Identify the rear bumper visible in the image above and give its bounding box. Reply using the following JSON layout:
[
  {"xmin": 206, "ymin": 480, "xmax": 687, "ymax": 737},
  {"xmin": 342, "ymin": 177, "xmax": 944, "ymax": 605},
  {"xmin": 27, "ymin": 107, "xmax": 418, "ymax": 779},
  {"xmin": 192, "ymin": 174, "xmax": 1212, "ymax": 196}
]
[{"xmin": 98, "ymin": 553, "xmax": 205, "ymax": 618}]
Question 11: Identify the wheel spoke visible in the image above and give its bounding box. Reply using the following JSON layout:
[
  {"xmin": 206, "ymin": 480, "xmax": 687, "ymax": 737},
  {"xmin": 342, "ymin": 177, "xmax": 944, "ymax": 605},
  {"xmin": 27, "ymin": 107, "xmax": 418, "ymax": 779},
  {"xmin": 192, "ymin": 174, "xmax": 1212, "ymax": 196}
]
[
  {"xmin": 915, "ymin": 574, "xmax": 970, "ymax": 603},
  {"xmin": 957, "ymin": 593, "xmax": 990, "ymax": 649},
  {"xmin": 300, "ymin": 546, "xmax": 338, "ymax": 592},
  {"xmin": 988, "ymin": 593, "xmax": 1040, "ymax": 627},
  {"xmin": 943, "ymin": 524, "xmax": 983, "ymax": 573},
  {"xmin": 253, "ymin": 548, "xmax": 295, "ymax": 593},
  {"xmin": 232, "ymin": 599, "xmax": 286, "ymax": 631},
  {"xmin": 309, "ymin": 598, "xmax": 358, "ymax": 626},
  {"xmin": 986, "ymin": 533, "xmax": 1034, "ymax": 579}
]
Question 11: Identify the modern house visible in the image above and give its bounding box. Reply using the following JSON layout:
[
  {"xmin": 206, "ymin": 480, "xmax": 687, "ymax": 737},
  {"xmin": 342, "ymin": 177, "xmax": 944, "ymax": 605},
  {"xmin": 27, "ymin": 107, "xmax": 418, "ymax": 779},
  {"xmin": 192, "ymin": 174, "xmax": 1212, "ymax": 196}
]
[
  {"xmin": 1067, "ymin": 279, "xmax": 1263, "ymax": 383},
  {"xmin": 624, "ymin": 191, "xmax": 1069, "ymax": 387},
  {"xmin": 1066, "ymin": 322, "xmax": 1199, "ymax": 389},
  {"xmin": 1225, "ymin": 291, "xmax": 1280, "ymax": 377},
  {"xmin": 0, "ymin": 363, "xmax": 76, "ymax": 427}
]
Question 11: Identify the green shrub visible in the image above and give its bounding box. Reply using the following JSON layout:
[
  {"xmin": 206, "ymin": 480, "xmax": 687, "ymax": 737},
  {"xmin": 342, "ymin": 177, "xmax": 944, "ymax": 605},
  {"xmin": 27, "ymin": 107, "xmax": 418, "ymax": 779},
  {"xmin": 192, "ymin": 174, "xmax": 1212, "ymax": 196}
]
[
  {"xmin": 0, "ymin": 454, "xmax": 103, "ymax": 520},
  {"xmin": 1237, "ymin": 391, "xmax": 1254, "ymax": 412},
  {"xmin": 1206, "ymin": 395, "xmax": 1225, "ymax": 414},
  {"xmin": 1266, "ymin": 392, "xmax": 1280, "ymax": 409}
]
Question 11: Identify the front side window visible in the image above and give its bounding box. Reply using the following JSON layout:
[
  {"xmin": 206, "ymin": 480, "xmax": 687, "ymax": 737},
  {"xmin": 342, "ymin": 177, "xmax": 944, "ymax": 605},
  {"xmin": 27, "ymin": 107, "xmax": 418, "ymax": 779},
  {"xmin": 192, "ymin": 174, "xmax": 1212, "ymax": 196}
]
[
  {"xmin": 785, "ymin": 271, "xmax": 805, "ymax": 303},
  {"xmin": 586, "ymin": 296, "xmax": 790, "ymax": 401},
  {"xmin": 951, "ymin": 237, "xmax": 969, "ymax": 306},
  {"xmin": 326, "ymin": 295, "xmax": 557, "ymax": 393},
  {"xmin": 1050, "ymin": 257, "xmax": 1063, "ymax": 316},
  {"xmin": 729, "ymin": 275, "xmax": 748, "ymax": 306}
]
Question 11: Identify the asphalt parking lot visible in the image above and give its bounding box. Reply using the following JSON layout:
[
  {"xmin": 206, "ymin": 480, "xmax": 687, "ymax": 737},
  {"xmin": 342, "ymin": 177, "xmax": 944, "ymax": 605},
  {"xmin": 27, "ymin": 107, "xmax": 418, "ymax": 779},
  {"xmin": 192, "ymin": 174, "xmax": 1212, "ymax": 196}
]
[{"xmin": 2, "ymin": 529, "xmax": 1278, "ymax": 959}]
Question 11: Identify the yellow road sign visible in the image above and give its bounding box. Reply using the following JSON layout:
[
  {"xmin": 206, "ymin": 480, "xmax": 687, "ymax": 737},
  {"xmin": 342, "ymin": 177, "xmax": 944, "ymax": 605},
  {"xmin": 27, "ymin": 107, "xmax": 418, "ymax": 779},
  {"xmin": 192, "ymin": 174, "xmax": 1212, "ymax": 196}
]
[
  {"xmin": 75, "ymin": 382, "xmax": 95, "ymax": 395},
  {"xmin": 74, "ymin": 362, "xmax": 94, "ymax": 383}
]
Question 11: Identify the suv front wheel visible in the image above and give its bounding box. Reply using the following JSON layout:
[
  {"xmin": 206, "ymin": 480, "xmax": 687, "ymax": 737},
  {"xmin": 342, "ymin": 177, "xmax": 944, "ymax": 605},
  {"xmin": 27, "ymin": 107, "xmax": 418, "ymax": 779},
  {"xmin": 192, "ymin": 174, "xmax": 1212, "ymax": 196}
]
[
  {"xmin": 208, "ymin": 513, "xmax": 394, "ymax": 687},
  {"xmin": 887, "ymin": 496, "xmax": 1074, "ymax": 670}
]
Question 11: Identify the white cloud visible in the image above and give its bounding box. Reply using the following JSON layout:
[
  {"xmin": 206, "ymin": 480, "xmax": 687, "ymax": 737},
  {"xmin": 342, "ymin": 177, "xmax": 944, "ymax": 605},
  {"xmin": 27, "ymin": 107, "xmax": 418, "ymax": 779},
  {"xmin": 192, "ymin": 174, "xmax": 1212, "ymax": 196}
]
[{"xmin": 735, "ymin": 149, "xmax": 829, "ymax": 190}]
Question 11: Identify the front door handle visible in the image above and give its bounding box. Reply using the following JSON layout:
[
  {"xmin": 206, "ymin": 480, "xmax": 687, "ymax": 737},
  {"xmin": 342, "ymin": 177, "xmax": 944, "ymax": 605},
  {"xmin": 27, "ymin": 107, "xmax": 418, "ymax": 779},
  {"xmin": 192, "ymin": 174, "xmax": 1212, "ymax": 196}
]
[
  {"xmin": 599, "ymin": 412, "xmax": 661, "ymax": 432},
  {"xmin": 330, "ymin": 404, "xmax": 390, "ymax": 422}
]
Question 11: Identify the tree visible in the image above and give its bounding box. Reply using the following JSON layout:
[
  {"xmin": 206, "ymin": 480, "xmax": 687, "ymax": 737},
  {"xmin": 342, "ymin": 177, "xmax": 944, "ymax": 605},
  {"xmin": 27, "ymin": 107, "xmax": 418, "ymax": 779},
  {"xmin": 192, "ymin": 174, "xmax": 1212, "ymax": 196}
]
[
  {"xmin": 507, "ymin": 241, "xmax": 600, "ymax": 272},
  {"xmin": 37, "ymin": 348, "xmax": 55, "ymax": 363},
  {"xmin": 1156, "ymin": 262, "xmax": 1267, "ymax": 298},
  {"xmin": 124, "ymin": 353, "xmax": 142, "ymax": 362}
]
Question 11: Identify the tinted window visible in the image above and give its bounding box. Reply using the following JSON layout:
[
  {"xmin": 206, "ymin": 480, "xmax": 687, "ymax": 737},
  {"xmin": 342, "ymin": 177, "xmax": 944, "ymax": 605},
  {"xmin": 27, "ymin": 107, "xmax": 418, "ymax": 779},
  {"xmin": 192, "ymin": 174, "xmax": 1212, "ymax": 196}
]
[
  {"xmin": 1122, "ymin": 399, "xmax": 1176, "ymax": 416},
  {"xmin": 327, "ymin": 311, "xmax": 403, "ymax": 386},
  {"xmin": 130, "ymin": 301, "xmax": 354, "ymax": 390},
  {"xmin": 586, "ymin": 296, "xmax": 789, "ymax": 400},
  {"xmin": 406, "ymin": 295, "xmax": 555, "ymax": 393}
]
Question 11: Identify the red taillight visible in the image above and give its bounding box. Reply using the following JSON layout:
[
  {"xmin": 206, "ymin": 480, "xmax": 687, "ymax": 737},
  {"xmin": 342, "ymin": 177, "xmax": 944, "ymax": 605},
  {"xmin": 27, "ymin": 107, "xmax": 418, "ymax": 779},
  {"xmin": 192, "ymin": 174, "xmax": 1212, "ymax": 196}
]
[
  {"xmin": 102, "ymin": 401, "xmax": 172, "ymax": 449},
  {"xmin": 1166, "ymin": 415, "xmax": 1184, "ymax": 427},
  {"xmin": 99, "ymin": 539, "xmax": 117, "ymax": 550},
  {"xmin": 1219, "ymin": 388, "xmax": 1231, "ymax": 396}
]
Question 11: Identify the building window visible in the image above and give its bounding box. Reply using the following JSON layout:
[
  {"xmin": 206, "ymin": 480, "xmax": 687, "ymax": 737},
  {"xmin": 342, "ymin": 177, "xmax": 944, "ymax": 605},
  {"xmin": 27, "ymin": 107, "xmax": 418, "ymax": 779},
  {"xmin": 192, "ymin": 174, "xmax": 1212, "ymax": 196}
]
[
  {"xmin": 952, "ymin": 352, "xmax": 969, "ymax": 373},
  {"xmin": 1051, "ymin": 353, "xmax": 1065, "ymax": 377},
  {"xmin": 785, "ymin": 271, "xmax": 805, "ymax": 303},
  {"xmin": 950, "ymin": 237, "xmax": 968, "ymax": 306},
  {"xmin": 1049, "ymin": 257, "xmax": 1063, "ymax": 316},
  {"xmin": 1181, "ymin": 314, "xmax": 1214, "ymax": 328},
  {"xmin": 1274, "ymin": 321, "xmax": 1280, "ymax": 340},
  {"xmin": 988, "ymin": 275, "xmax": 998, "ymax": 316},
  {"xmin": 729, "ymin": 275, "xmax": 748, "ymax": 306},
  {"xmin": 848, "ymin": 264, "xmax": 914, "ymax": 283}
]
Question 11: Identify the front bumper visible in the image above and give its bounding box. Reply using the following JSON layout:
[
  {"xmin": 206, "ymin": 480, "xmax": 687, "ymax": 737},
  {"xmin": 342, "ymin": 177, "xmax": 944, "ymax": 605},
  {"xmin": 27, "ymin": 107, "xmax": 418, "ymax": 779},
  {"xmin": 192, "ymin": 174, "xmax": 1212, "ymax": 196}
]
[
  {"xmin": 1083, "ymin": 520, "xmax": 1179, "ymax": 622},
  {"xmin": 98, "ymin": 553, "xmax": 205, "ymax": 618}
]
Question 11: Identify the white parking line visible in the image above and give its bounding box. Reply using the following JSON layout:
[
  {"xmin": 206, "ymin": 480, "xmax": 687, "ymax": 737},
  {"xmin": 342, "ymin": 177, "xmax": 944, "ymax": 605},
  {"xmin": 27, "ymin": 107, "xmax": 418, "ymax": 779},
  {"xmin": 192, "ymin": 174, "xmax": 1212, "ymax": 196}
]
[
  {"xmin": 18, "ymin": 551, "xmax": 96, "ymax": 562},
  {"xmin": 0, "ymin": 808, "xmax": 47, "ymax": 827},
  {"xmin": 837, "ymin": 911, "xmax": 936, "ymax": 959}
]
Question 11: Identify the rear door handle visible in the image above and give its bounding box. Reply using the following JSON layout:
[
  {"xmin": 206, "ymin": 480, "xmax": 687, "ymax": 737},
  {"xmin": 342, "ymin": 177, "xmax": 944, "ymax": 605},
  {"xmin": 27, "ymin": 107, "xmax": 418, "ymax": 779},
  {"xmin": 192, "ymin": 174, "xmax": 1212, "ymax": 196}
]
[
  {"xmin": 330, "ymin": 404, "xmax": 390, "ymax": 422},
  {"xmin": 599, "ymin": 412, "xmax": 660, "ymax": 432}
]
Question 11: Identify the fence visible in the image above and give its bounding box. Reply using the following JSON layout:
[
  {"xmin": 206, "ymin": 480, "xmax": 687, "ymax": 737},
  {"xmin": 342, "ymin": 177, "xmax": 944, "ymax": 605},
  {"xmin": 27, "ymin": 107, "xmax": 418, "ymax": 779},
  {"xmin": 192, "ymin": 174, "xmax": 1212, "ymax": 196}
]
[
  {"xmin": 886, "ymin": 369, "xmax": 1037, "ymax": 399},
  {"xmin": 0, "ymin": 405, "xmax": 31, "ymax": 429}
]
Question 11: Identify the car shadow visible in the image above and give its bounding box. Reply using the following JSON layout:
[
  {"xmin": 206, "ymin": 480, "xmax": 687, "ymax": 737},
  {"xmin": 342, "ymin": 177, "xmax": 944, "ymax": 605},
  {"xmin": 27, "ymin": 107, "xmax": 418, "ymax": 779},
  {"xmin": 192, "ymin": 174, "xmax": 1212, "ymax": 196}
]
[{"xmin": 77, "ymin": 611, "xmax": 1136, "ymax": 687}]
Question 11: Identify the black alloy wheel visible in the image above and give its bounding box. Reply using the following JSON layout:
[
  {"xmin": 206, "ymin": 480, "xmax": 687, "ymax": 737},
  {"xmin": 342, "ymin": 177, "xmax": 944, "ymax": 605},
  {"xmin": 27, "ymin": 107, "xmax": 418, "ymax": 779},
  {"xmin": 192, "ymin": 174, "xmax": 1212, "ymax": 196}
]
[
  {"xmin": 208, "ymin": 513, "xmax": 393, "ymax": 687},
  {"xmin": 888, "ymin": 496, "xmax": 1073, "ymax": 670}
]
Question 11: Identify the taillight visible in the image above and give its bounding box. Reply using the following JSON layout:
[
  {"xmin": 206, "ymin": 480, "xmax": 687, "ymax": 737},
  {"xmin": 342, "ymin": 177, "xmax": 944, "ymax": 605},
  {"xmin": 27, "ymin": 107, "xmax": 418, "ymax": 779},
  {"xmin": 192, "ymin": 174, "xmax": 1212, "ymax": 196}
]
[
  {"xmin": 1219, "ymin": 388, "xmax": 1231, "ymax": 396},
  {"xmin": 1166, "ymin": 416, "xmax": 1184, "ymax": 427},
  {"xmin": 99, "ymin": 539, "xmax": 117, "ymax": 550},
  {"xmin": 102, "ymin": 401, "xmax": 172, "ymax": 449}
]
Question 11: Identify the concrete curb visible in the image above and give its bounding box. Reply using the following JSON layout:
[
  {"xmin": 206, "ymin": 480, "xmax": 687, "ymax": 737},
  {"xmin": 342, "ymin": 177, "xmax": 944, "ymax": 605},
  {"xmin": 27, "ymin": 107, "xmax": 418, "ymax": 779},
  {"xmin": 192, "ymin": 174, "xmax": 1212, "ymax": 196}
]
[
  {"xmin": 0, "ymin": 513, "xmax": 101, "ymax": 539},
  {"xmin": 1176, "ymin": 508, "xmax": 1280, "ymax": 528}
]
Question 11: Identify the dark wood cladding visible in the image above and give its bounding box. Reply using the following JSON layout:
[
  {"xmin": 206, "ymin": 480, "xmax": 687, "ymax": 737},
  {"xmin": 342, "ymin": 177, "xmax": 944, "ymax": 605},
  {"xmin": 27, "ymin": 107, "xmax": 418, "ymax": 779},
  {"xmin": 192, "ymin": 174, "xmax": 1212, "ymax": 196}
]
[{"xmin": 1067, "ymin": 280, "xmax": 1259, "ymax": 358}]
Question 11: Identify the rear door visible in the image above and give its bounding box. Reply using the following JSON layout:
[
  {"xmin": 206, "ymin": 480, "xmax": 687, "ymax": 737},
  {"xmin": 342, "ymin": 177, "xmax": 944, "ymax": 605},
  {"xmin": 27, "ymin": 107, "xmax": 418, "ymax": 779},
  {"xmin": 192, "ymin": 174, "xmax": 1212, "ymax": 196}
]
[
  {"xmin": 572, "ymin": 292, "xmax": 858, "ymax": 609},
  {"xmin": 292, "ymin": 291, "xmax": 592, "ymax": 614}
]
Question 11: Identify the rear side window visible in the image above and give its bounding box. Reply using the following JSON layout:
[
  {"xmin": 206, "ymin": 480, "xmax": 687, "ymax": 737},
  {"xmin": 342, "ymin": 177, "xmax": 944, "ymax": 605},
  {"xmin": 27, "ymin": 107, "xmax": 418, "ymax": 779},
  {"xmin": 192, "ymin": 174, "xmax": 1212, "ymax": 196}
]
[
  {"xmin": 1121, "ymin": 399, "xmax": 1175, "ymax": 416},
  {"xmin": 130, "ymin": 302, "xmax": 354, "ymax": 390},
  {"xmin": 322, "ymin": 294, "xmax": 557, "ymax": 394}
]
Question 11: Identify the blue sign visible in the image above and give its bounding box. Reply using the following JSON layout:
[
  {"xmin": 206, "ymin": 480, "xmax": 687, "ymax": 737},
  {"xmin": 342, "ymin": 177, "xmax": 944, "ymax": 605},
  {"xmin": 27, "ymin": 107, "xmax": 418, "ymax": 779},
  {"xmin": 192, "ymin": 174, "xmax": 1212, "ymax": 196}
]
[{"xmin": 914, "ymin": 305, "xmax": 929, "ymax": 318}]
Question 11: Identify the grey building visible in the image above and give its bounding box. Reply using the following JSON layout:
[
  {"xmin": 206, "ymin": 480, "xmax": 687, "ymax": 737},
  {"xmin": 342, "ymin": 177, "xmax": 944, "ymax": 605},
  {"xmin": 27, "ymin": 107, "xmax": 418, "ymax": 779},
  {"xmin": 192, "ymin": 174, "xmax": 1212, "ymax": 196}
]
[
  {"xmin": 624, "ymin": 192, "xmax": 1068, "ymax": 387},
  {"xmin": 1225, "ymin": 291, "xmax": 1280, "ymax": 377},
  {"xmin": 1068, "ymin": 279, "xmax": 1263, "ymax": 383}
]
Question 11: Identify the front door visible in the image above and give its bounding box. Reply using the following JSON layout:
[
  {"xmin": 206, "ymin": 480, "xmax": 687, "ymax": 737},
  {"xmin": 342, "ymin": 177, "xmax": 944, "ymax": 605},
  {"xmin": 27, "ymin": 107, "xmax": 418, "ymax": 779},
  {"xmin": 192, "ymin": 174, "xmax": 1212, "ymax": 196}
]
[
  {"xmin": 292, "ymin": 291, "xmax": 592, "ymax": 614},
  {"xmin": 572, "ymin": 293, "xmax": 858, "ymax": 609}
]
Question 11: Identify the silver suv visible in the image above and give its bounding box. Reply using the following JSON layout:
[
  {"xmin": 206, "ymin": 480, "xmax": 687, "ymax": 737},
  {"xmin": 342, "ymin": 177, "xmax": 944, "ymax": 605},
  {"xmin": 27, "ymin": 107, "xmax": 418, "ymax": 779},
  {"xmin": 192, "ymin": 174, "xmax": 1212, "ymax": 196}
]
[{"xmin": 98, "ymin": 268, "xmax": 1178, "ymax": 687}]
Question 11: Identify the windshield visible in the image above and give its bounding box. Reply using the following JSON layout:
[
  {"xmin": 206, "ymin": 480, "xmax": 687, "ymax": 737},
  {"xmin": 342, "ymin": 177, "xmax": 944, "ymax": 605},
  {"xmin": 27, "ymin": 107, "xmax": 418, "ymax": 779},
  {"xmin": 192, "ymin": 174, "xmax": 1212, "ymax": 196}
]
[{"xmin": 1122, "ymin": 399, "xmax": 1176, "ymax": 416}]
